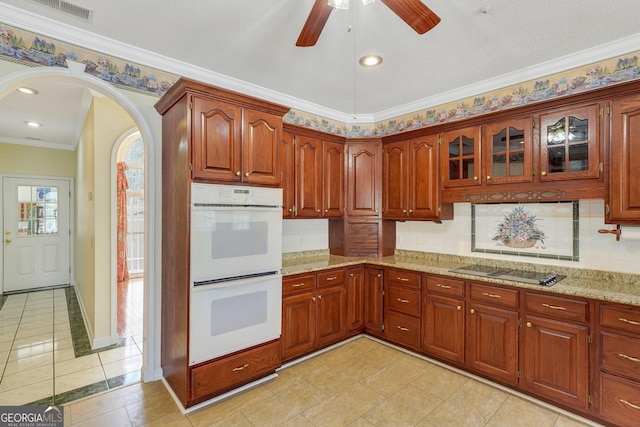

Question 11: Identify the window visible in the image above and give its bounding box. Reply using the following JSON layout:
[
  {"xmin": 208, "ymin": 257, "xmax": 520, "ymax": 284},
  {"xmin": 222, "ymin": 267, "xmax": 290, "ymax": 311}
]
[{"xmin": 17, "ymin": 185, "xmax": 58, "ymax": 236}]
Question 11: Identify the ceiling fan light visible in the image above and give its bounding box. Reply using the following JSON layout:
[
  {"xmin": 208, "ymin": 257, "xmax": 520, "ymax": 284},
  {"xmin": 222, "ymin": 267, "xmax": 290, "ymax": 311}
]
[{"xmin": 328, "ymin": 0, "xmax": 350, "ymax": 10}]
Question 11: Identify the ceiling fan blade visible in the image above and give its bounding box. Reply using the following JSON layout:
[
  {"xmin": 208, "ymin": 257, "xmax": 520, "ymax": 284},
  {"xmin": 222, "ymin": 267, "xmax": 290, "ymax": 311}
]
[
  {"xmin": 380, "ymin": 0, "xmax": 441, "ymax": 34},
  {"xmin": 296, "ymin": 0, "xmax": 334, "ymax": 47}
]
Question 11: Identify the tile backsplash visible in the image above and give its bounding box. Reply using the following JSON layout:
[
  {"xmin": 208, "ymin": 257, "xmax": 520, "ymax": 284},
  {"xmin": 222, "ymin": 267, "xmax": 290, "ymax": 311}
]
[{"xmin": 282, "ymin": 201, "xmax": 640, "ymax": 275}]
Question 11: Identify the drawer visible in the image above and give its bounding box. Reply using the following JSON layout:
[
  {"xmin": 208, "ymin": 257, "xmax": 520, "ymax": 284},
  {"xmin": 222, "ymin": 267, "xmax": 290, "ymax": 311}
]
[
  {"xmin": 282, "ymin": 273, "xmax": 315, "ymax": 295},
  {"xmin": 385, "ymin": 311, "xmax": 421, "ymax": 350},
  {"xmin": 601, "ymin": 331, "xmax": 640, "ymax": 382},
  {"xmin": 469, "ymin": 283, "xmax": 518, "ymax": 309},
  {"xmin": 426, "ymin": 275, "xmax": 464, "ymax": 297},
  {"xmin": 387, "ymin": 269, "xmax": 421, "ymax": 289},
  {"xmin": 601, "ymin": 304, "xmax": 640, "ymax": 334},
  {"xmin": 525, "ymin": 292, "xmax": 588, "ymax": 323},
  {"xmin": 190, "ymin": 340, "xmax": 281, "ymax": 401},
  {"xmin": 599, "ymin": 373, "xmax": 640, "ymax": 427},
  {"xmin": 317, "ymin": 268, "xmax": 346, "ymax": 288},
  {"xmin": 387, "ymin": 284, "xmax": 421, "ymax": 316}
]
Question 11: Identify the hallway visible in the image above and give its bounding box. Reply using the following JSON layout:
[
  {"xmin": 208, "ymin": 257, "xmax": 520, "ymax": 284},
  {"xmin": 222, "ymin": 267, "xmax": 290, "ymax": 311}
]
[{"xmin": 0, "ymin": 283, "xmax": 143, "ymax": 405}]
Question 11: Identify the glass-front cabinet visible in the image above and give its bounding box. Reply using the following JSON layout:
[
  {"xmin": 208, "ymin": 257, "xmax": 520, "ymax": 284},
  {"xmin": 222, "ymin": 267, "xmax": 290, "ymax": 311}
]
[
  {"xmin": 483, "ymin": 117, "xmax": 533, "ymax": 185},
  {"xmin": 539, "ymin": 103, "xmax": 601, "ymax": 181},
  {"xmin": 441, "ymin": 126, "xmax": 482, "ymax": 187}
]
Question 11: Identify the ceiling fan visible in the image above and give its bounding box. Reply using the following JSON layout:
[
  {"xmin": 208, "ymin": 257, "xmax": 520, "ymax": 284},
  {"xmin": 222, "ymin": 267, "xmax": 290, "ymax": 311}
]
[{"xmin": 296, "ymin": 0, "xmax": 441, "ymax": 47}]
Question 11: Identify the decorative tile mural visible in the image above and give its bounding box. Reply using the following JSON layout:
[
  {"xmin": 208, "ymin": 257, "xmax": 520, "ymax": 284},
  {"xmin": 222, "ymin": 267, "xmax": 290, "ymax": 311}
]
[
  {"xmin": 2, "ymin": 20, "xmax": 640, "ymax": 136},
  {"xmin": 472, "ymin": 202, "xmax": 579, "ymax": 261}
]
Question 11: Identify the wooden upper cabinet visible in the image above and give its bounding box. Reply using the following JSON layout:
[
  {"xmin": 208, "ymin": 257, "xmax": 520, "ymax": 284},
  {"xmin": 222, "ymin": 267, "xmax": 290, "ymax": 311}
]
[
  {"xmin": 242, "ymin": 109, "xmax": 281, "ymax": 185},
  {"xmin": 347, "ymin": 142, "xmax": 381, "ymax": 217},
  {"xmin": 382, "ymin": 140, "xmax": 409, "ymax": 218},
  {"xmin": 192, "ymin": 96, "xmax": 242, "ymax": 182},
  {"xmin": 607, "ymin": 94, "xmax": 640, "ymax": 223},
  {"xmin": 539, "ymin": 103, "xmax": 601, "ymax": 181},
  {"xmin": 281, "ymin": 131, "xmax": 295, "ymax": 217},
  {"xmin": 441, "ymin": 126, "xmax": 482, "ymax": 187},
  {"xmin": 296, "ymin": 136, "xmax": 323, "ymax": 217},
  {"xmin": 409, "ymin": 136, "xmax": 441, "ymax": 218},
  {"xmin": 483, "ymin": 117, "xmax": 533, "ymax": 185},
  {"xmin": 323, "ymin": 141, "xmax": 345, "ymax": 217}
]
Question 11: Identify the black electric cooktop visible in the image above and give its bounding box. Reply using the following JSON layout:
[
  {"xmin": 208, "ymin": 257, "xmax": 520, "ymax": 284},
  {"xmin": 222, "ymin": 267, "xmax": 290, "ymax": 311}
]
[{"xmin": 449, "ymin": 264, "xmax": 564, "ymax": 287}]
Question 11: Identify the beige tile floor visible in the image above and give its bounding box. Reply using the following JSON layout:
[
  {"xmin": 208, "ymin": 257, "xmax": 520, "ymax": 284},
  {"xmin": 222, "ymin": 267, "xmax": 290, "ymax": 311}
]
[
  {"xmin": 62, "ymin": 337, "xmax": 603, "ymax": 427},
  {"xmin": 0, "ymin": 288, "xmax": 142, "ymax": 405}
]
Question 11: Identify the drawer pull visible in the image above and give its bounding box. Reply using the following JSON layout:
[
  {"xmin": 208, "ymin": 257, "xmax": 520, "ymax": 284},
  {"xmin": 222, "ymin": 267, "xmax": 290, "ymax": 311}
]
[
  {"xmin": 397, "ymin": 326, "xmax": 409, "ymax": 331},
  {"xmin": 619, "ymin": 317, "xmax": 640, "ymax": 326},
  {"xmin": 291, "ymin": 283, "xmax": 305, "ymax": 287},
  {"xmin": 618, "ymin": 353, "xmax": 640, "ymax": 363},
  {"xmin": 232, "ymin": 364, "xmax": 249, "ymax": 372},
  {"xmin": 436, "ymin": 284, "xmax": 452, "ymax": 289},
  {"xmin": 396, "ymin": 277, "xmax": 410, "ymax": 282},
  {"xmin": 482, "ymin": 292, "xmax": 502, "ymax": 299},
  {"xmin": 542, "ymin": 303, "xmax": 566, "ymax": 311},
  {"xmin": 620, "ymin": 399, "xmax": 640, "ymax": 411},
  {"xmin": 396, "ymin": 298, "xmax": 410, "ymax": 304},
  {"xmin": 326, "ymin": 276, "xmax": 338, "ymax": 281}
]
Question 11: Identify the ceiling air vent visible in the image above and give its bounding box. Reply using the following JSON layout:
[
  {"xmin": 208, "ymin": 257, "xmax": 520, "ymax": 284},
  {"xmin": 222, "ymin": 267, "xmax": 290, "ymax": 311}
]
[{"xmin": 27, "ymin": 0, "xmax": 94, "ymax": 22}]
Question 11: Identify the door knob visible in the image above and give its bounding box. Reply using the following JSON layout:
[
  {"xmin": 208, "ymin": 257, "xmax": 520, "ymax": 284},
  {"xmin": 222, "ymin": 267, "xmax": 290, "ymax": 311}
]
[
  {"xmin": 5, "ymin": 231, "xmax": 10, "ymax": 235},
  {"xmin": 5, "ymin": 239, "xmax": 11, "ymax": 244}
]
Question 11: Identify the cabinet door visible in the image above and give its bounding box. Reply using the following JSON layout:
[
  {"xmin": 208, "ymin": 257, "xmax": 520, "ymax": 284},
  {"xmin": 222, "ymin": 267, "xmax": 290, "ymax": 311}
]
[
  {"xmin": 382, "ymin": 140, "xmax": 408, "ymax": 218},
  {"xmin": 441, "ymin": 126, "xmax": 482, "ymax": 187},
  {"xmin": 539, "ymin": 103, "xmax": 601, "ymax": 181},
  {"xmin": 409, "ymin": 135, "xmax": 440, "ymax": 218},
  {"xmin": 483, "ymin": 117, "xmax": 533, "ymax": 185},
  {"xmin": 281, "ymin": 131, "xmax": 295, "ymax": 217},
  {"xmin": 467, "ymin": 304, "xmax": 519, "ymax": 385},
  {"xmin": 316, "ymin": 285, "xmax": 347, "ymax": 347},
  {"xmin": 523, "ymin": 315, "xmax": 590, "ymax": 410},
  {"xmin": 424, "ymin": 294, "xmax": 465, "ymax": 364},
  {"xmin": 295, "ymin": 137, "xmax": 323, "ymax": 217},
  {"xmin": 347, "ymin": 267, "xmax": 365, "ymax": 331},
  {"xmin": 323, "ymin": 141, "xmax": 345, "ymax": 217},
  {"xmin": 282, "ymin": 292, "xmax": 316, "ymax": 361},
  {"xmin": 192, "ymin": 96, "xmax": 242, "ymax": 182},
  {"xmin": 347, "ymin": 142, "xmax": 381, "ymax": 216},
  {"xmin": 608, "ymin": 94, "xmax": 640, "ymax": 223},
  {"xmin": 364, "ymin": 267, "xmax": 384, "ymax": 335},
  {"xmin": 242, "ymin": 109, "xmax": 281, "ymax": 185}
]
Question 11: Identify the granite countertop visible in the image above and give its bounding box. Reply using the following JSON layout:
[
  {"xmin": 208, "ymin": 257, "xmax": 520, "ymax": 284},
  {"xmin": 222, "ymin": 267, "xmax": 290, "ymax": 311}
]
[{"xmin": 282, "ymin": 250, "xmax": 640, "ymax": 307}]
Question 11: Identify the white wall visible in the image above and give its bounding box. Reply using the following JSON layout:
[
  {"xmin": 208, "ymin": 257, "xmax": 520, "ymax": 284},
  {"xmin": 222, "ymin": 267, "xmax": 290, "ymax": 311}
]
[{"xmin": 282, "ymin": 219, "xmax": 329, "ymax": 253}]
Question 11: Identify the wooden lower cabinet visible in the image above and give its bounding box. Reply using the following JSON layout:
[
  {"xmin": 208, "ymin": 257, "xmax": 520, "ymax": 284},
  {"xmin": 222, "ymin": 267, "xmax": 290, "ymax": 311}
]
[
  {"xmin": 190, "ymin": 340, "xmax": 280, "ymax": 402},
  {"xmin": 346, "ymin": 267, "xmax": 365, "ymax": 332},
  {"xmin": 315, "ymin": 285, "xmax": 347, "ymax": 347},
  {"xmin": 364, "ymin": 267, "xmax": 384, "ymax": 336},
  {"xmin": 423, "ymin": 275, "xmax": 465, "ymax": 364}
]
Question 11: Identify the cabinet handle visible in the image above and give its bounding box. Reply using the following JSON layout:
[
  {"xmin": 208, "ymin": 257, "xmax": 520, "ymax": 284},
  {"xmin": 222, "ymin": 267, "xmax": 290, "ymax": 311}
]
[
  {"xmin": 403, "ymin": 209, "xmax": 407, "ymax": 213},
  {"xmin": 470, "ymin": 309, "xmax": 475, "ymax": 314},
  {"xmin": 312, "ymin": 297, "xmax": 316, "ymax": 302},
  {"xmin": 317, "ymin": 209, "xmax": 321, "ymax": 213},
  {"xmin": 288, "ymin": 208, "xmax": 293, "ymax": 212},
  {"xmin": 457, "ymin": 305, "xmax": 462, "ymax": 311},
  {"xmin": 232, "ymin": 364, "xmax": 249, "ymax": 372},
  {"xmin": 526, "ymin": 322, "xmax": 533, "ymax": 328},
  {"xmin": 396, "ymin": 298, "xmax": 410, "ymax": 304},
  {"xmin": 377, "ymin": 274, "xmax": 382, "ymax": 278},
  {"xmin": 326, "ymin": 276, "xmax": 337, "ymax": 281},
  {"xmin": 409, "ymin": 209, "xmax": 413, "ymax": 213},
  {"xmin": 318, "ymin": 295, "xmax": 322, "ymax": 299},
  {"xmin": 542, "ymin": 303, "xmax": 566, "ymax": 311},
  {"xmin": 397, "ymin": 326, "xmax": 409, "ymax": 332},
  {"xmin": 396, "ymin": 277, "xmax": 410, "ymax": 282},
  {"xmin": 244, "ymin": 172, "xmax": 250, "ymax": 177},
  {"xmin": 291, "ymin": 283, "xmax": 305, "ymax": 287},
  {"xmin": 436, "ymin": 284, "xmax": 451, "ymax": 289},
  {"xmin": 620, "ymin": 399, "xmax": 640, "ymax": 411},
  {"xmin": 473, "ymin": 176, "xmax": 478, "ymax": 180},
  {"xmin": 325, "ymin": 209, "xmax": 328, "ymax": 212},
  {"xmin": 482, "ymin": 292, "xmax": 501, "ymax": 299},
  {"xmin": 618, "ymin": 353, "xmax": 640, "ymax": 363},
  {"xmin": 235, "ymin": 171, "xmax": 241, "ymax": 176},
  {"xmin": 541, "ymin": 171, "xmax": 547, "ymax": 176},
  {"xmin": 619, "ymin": 317, "xmax": 640, "ymax": 326},
  {"xmin": 486, "ymin": 175, "xmax": 491, "ymax": 180},
  {"xmin": 350, "ymin": 274, "xmax": 354, "ymax": 277}
]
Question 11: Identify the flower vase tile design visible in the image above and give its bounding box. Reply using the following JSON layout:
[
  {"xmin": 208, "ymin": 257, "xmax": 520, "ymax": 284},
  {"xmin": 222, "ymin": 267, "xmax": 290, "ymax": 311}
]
[{"xmin": 493, "ymin": 206, "xmax": 547, "ymax": 249}]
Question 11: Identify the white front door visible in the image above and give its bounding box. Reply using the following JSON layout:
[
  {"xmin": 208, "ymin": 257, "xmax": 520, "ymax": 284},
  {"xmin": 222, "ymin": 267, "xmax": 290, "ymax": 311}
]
[{"xmin": 3, "ymin": 177, "xmax": 71, "ymax": 292}]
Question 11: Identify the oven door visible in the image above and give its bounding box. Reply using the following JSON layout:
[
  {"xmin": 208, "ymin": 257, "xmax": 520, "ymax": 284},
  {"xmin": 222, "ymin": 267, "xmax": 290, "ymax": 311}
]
[
  {"xmin": 189, "ymin": 274, "xmax": 282, "ymax": 365},
  {"xmin": 190, "ymin": 205, "xmax": 282, "ymax": 285}
]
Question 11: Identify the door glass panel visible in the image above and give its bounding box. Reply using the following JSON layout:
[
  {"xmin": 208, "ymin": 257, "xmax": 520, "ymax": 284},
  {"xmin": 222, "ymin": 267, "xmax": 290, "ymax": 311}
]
[
  {"xmin": 509, "ymin": 152, "xmax": 525, "ymax": 176},
  {"xmin": 448, "ymin": 137, "xmax": 460, "ymax": 158},
  {"xmin": 16, "ymin": 186, "xmax": 58, "ymax": 236},
  {"xmin": 462, "ymin": 158, "xmax": 475, "ymax": 179},
  {"xmin": 568, "ymin": 116, "xmax": 588, "ymax": 142},
  {"xmin": 461, "ymin": 136, "xmax": 475, "ymax": 155},
  {"xmin": 568, "ymin": 143, "xmax": 589, "ymax": 171},
  {"xmin": 547, "ymin": 118, "xmax": 567, "ymax": 145},
  {"xmin": 548, "ymin": 147, "xmax": 566, "ymax": 173},
  {"xmin": 492, "ymin": 154, "xmax": 506, "ymax": 177},
  {"xmin": 508, "ymin": 127, "xmax": 525, "ymax": 149},
  {"xmin": 492, "ymin": 129, "xmax": 507, "ymax": 152},
  {"xmin": 449, "ymin": 159, "xmax": 460, "ymax": 180}
]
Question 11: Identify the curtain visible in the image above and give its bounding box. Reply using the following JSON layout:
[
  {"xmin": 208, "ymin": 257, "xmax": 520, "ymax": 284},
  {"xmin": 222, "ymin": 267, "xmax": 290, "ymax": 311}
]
[{"xmin": 117, "ymin": 161, "xmax": 130, "ymax": 282}]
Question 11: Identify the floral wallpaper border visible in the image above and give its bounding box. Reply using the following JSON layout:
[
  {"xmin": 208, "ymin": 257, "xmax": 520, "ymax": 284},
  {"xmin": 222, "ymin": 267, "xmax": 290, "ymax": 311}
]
[{"xmin": 1, "ymin": 21, "xmax": 639, "ymax": 138}]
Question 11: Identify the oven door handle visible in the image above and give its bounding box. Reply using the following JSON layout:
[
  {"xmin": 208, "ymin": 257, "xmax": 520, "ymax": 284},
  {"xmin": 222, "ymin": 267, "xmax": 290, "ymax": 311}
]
[
  {"xmin": 192, "ymin": 273, "xmax": 282, "ymax": 292},
  {"xmin": 192, "ymin": 204, "xmax": 282, "ymax": 212}
]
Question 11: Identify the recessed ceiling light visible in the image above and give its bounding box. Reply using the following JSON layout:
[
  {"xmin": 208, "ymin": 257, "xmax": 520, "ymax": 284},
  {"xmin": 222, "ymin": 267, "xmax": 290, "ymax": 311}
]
[
  {"xmin": 24, "ymin": 121, "xmax": 42, "ymax": 127},
  {"xmin": 17, "ymin": 87, "xmax": 38, "ymax": 95},
  {"xmin": 359, "ymin": 55, "xmax": 383, "ymax": 67}
]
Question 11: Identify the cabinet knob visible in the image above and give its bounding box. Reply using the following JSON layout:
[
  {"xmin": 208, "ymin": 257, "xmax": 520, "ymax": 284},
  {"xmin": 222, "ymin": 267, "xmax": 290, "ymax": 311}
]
[
  {"xmin": 541, "ymin": 171, "xmax": 547, "ymax": 176},
  {"xmin": 235, "ymin": 171, "xmax": 241, "ymax": 176},
  {"xmin": 526, "ymin": 322, "xmax": 533, "ymax": 328},
  {"xmin": 312, "ymin": 297, "xmax": 316, "ymax": 302},
  {"xmin": 288, "ymin": 208, "xmax": 293, "ymax": 212},
  {"xmin": 377, "ymin": 274, "xmax": 381, "ymax": 278},
  {"xmin": 403, "ymin": 209, "xmax": 407, "ymax": 213},
  {"xmin": 486, "ymin": 175, "xmax": 491, "ymax": 180},
  {"xmin": 457, "ymin": 305, "xmax": 462, "ymax": 311},
  {"xmin": 245, "ymin": 172, "xmax": 250, "ymax": 177},
  {"xmin": 473, "ymin": 176, "xmax": 478, "ymax": 181},
  {"xmin": 318, "ymin": 295, "xmax": 322, "ymax": 300},
  {"xmin": 409, "ymin": 209, "xmax": 413, "ymax": 213},
  {"xmin": 375, "ymin": 209, "xmax": 378, "ymax": 213},
  {"xmin": 317, "ymin": 209, "xmax": 321, "ymax": 213},
  {"xmin": 470, "ymin": 308, "xmax": 475, "ymax": 314},
  {"xmin": 325, "ymin": 209, "xmax": 328, "ymax": 212}
]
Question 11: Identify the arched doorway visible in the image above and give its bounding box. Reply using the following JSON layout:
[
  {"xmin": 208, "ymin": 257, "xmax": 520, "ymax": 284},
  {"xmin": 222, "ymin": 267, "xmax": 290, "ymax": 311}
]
[{"xmin": 0, "ymin": 64, "xmax": 159, "ymax": 383}]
